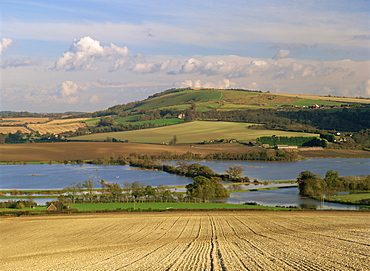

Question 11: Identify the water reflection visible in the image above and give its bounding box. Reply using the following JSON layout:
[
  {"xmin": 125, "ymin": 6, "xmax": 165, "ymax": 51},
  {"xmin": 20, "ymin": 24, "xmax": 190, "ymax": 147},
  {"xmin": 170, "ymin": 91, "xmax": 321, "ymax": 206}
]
[
  {"xmin": 1, "ymin": 158, "xmax": 369, "ymax": 210},
  {"xmin": 215, "ymin": 187, "xmax": 363, "ymax": 210}
]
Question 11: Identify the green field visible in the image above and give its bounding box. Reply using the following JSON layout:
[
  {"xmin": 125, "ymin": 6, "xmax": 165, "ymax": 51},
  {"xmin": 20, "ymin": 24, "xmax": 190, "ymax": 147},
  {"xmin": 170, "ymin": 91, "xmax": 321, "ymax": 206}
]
[
  {"xmin": 71, "ymin": 202, "xmax": 288, "ymax": 211},
  {"xmin": 71, "ymin": 121, "xmax": 319, "ymax": 143},
  {"xmin": 330, "ymin": 193, "xmax": 370, "ymax": 203},
  {"xmin": 82, "ymin": 118, "xmax": 100, "ymax": 127},
  {"xmin": 129, "ymin": 89, "xmax": 348, "ymax": 112}
]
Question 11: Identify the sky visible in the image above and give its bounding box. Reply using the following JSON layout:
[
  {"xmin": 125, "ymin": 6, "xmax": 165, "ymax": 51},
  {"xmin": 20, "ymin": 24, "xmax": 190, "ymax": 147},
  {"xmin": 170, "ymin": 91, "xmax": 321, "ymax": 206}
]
[{"xmin": 1, "ymin": 0, "xmax": 369, "ymax": 113}]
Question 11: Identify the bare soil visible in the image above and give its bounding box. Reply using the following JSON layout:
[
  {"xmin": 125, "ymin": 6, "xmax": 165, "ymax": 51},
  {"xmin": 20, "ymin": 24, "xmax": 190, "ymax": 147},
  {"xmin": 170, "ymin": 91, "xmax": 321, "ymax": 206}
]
[
  {"xmin": 0, "ymin": 142, "xmax": 259, "ymax": 162},
  {"xmin": 1, "ymin": 211, "xmax": 369, "ymax": 270},
  {"xmin": 0, "ymin": 142, "xmax": 369, "ymax": 162}
]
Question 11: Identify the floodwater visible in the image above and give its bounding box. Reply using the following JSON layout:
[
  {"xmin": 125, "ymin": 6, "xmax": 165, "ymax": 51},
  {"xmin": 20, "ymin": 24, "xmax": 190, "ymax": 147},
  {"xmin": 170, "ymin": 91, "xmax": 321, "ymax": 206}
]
[{"xmin": 1, "ymin": 158, "xmax": 369, "ymax": 209}]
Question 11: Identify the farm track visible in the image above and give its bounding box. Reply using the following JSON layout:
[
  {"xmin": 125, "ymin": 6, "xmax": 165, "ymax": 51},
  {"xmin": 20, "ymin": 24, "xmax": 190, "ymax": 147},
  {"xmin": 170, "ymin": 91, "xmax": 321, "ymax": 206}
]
[{"xmin": 0, "ymin": 212, "xmax": 369, "ymax": 270}]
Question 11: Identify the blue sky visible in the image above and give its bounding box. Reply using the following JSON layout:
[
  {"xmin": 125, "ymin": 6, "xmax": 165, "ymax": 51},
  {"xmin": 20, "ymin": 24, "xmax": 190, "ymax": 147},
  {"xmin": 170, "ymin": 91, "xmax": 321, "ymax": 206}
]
[{"xmin": 1, "ymin": 0, "xmax": 369, "ymax": 112}]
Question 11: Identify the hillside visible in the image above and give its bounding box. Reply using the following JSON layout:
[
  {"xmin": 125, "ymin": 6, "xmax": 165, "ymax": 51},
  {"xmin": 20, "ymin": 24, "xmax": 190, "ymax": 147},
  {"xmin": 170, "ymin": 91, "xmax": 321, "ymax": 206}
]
[
  {"xmin": 108, "ymin": 88, "xmax": 367, "ymax": 113},
  {"xmin": 1, "ymin": 88, "xmax": 370, "ymax": 150},
  {"xmin": 72, "ymin": 121, "xmax": 319, "ymax": 144}
]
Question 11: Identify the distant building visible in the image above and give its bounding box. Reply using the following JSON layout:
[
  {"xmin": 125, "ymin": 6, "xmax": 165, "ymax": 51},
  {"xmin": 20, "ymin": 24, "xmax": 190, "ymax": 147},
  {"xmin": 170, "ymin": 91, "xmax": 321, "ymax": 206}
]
[
  {"xmin": 275, "ymin": 145, "xmax": 298, "ymax": 151},
  {"xmin": 177, "ymin": 113, "xmax": 186, "ymax": 119},
  {"xmin": 46, "ymin": 203, "xmax": 57, "ymax": 211}
]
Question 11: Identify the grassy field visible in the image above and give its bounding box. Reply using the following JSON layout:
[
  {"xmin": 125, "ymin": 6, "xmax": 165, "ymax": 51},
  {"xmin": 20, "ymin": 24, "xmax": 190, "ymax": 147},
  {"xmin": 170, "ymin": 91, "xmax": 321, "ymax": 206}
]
[
  {"xmin": 0, "ymin": 126, "xmax": 31, "ymax": 134},
  {"xmin": 0, "ymin": 117, "xmax": 50, "ymax": 125},
  {"xmin": 273, "ymin": 92, "xmax": 370, "ymax": 104},
  {"xmin": 115, "ymin": 118, "xmax": 184, "ymax": 126},
  {"xmin": 71, "ymin": 202, "xmax": 287, "ymax": 211},
  {"xmin": 330, "ymin": 193, "xmax": 370, "ymax": 203},
  {"xmin": 130, "ymin": 89, "xmax": 358, "ymax": 112},
  {"xmin": 70, "ymin": 121, "xmax": 320, "ymax": 143},
  {"xmin": 28, "ymin": 122, "xmax": 86, "ymax": 134},
  {"xmin": 1, "ymin": 211, "xmax": 369, "ymax": 270}
]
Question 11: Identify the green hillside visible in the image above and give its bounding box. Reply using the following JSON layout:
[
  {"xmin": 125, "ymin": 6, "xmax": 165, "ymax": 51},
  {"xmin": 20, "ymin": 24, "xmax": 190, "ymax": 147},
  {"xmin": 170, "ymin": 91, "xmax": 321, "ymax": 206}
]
[
  {"xmin": 110, "ymin": 88, "xmax": 350, "ymax": 113},
  {"xmin": 71, "ymin": 121, "xmax": 319, "ymax": 144}
]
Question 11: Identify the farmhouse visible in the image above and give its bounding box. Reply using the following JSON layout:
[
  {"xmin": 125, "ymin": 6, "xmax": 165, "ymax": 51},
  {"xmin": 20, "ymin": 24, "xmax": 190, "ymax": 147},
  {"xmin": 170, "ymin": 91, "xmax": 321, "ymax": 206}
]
[
  {"xmin": 46, "ymin": 203, "xmax": 57, "ymax": 211},
  {"xmin": 275, "ymin": 145, "xmax": 298, "ymax": 151}
]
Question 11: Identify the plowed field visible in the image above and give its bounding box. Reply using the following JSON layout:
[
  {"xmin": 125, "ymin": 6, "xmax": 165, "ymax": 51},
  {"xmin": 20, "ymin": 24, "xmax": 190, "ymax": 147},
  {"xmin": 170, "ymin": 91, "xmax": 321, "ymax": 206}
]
[{"xmin": 1, "ymin": 211, "xmax": 369, "ymax": 270}]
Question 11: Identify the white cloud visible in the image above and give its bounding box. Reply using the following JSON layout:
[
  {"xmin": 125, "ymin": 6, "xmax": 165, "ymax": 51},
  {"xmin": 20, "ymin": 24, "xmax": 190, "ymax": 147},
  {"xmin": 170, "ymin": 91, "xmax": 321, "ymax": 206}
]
[
  {"xmin": 53, "ymin": 36, "xmax": 130, "ymax": 71},
  {"xmin": 272, "ymin": 49, "xmax": 291, "ymax": 61},
  {"xmin": 60, "ymin": 81, "xmax": 79, "ymax": 96},
  {"xmin": 181, "ymin": 78, "xmax": 234, "ymax": 89},
  {"xmin": 1, "ymin": 58, "xmax": 40, "ymax": 69},
  {"xmin": 66, "ymin": 96, "xmax": 79, "ymax": 104},
  {"xmin": 89, "ymin": 95, "xmax": 99, "ymax": 103},
  {"xmin": 0, "ymin": 38, "xmax": 13, "ymax": 56},
  {"xmin": 363, "ymin": 79, "xmax": 370, "ymax": 96},
  {"xmin": 131, "ymin": 60, "xmax": 170, "ymax": 73},
  {"xmin": 179, "ymin": 58, "xmax": 205, "ymax": 73}
]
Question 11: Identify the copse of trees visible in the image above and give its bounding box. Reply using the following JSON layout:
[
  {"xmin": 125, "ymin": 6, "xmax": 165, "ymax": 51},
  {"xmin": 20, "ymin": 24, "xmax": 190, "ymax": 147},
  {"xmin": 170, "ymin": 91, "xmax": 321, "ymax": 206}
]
[
  {"xmin": 257, "ymin": 136, "xmax": 327, "ymax": 147},
  {"xmin": 186, "ymin": 176, "xmax": 230, "ymax": 202},
  {"xmin": 297, "ymin": 170, "xmax": 370, "ymax": 199}
]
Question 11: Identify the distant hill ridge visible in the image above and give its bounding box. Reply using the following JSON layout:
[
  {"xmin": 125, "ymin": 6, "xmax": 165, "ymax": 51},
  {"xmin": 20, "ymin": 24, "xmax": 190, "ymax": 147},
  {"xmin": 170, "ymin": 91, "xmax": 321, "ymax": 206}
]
[{"xmin": 105, "ymin": 87, "xmax": 368, "ymax": 116}]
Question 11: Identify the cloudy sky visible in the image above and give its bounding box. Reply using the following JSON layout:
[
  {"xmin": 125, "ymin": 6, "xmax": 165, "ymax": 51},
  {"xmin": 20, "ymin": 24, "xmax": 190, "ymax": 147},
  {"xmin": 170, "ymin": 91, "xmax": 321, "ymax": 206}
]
[{"xmin": 1, "ymin": 0, "xmax": 369, "ymax": 113}]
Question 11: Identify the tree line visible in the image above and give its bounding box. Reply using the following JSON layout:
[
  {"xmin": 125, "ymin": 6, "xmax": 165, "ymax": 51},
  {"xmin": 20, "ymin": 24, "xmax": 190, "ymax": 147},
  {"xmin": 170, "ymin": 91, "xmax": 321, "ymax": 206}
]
[
  {"xmin": 257, "ymin": 136, "xmax": 328, "ymax": 147},
  {"xmin": 297, "ymin": 170, "xmax": 370, "ymax": 199}
]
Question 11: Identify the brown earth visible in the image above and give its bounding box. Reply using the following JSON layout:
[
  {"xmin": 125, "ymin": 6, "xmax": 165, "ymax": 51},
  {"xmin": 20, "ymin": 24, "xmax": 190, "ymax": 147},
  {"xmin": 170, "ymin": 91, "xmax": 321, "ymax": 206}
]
[
  {"xmin": 298, "ymin": 148, "xmax": 370, "ymax": 158},
  {"xmin": 0, "ymin": 142, "xmax": 259, "ymax": 162},
  {"xmin": 0, "ymin": 211, "xmax": 369, "ymax": 270},
  {"xmin": 0, "ymin": 142, "xmax": 369, "ymax": 162}
]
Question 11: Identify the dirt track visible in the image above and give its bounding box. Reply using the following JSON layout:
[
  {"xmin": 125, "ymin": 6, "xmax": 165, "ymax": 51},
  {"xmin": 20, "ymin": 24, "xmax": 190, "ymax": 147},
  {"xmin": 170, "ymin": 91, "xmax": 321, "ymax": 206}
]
[{"xmin": 1, "ymin": 211, "xmax": 369, "ymax": 270}]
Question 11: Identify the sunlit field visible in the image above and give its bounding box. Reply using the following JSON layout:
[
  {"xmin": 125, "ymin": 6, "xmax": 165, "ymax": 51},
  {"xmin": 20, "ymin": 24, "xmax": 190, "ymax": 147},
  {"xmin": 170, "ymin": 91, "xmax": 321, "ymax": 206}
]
[
  {"xmin": 1, "ymin": 211, "xmax": 369, "ymax": 270},
  {"xmin": 71, "ymin": 121, "xmax": 319, "ymax": 144}
]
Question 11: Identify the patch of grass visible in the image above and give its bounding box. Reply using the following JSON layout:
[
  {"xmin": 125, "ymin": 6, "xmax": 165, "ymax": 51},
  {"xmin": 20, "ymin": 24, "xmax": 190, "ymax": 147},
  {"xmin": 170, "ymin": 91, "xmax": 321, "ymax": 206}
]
[
  {"xmin": 71, "ymin": 202, "xmax": 289, "ymax": 211},
  {"xmin": 137, "ymin": 118, "xmax": 184, "ymax": 126},
  {"xmin": 0, "ymin": 206, "xmax": 45, "ymax": 212},
  {"xmin": 114, "ymin": 115, "xmax": 141, "ymax": 123},
  {"xmin": 83, "ymin": 118, "xmax": 100, "ymax": 126},
  {"xmin": 330, "ymin": 193, "xmax": 370, "ymax": 203}
]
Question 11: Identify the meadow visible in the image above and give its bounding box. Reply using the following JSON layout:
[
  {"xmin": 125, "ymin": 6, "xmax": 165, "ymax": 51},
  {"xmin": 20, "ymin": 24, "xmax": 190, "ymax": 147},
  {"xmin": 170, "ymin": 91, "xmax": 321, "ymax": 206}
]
[
  {"xmin": 27, "ymin": 122, "xmax": 86, "ymax": 135},
  {"xmin": 70, "ymin": 202, "xmax": 287, "ymax": 211},
  {"xmin": 330, "ymin": 193, "xmax": 370, "ymax": 203},
  {"xmin": 1, "ymin": 211, "xmax": 368, "ymax": 270},
  {"xmin": 0, "ymin": 127, "xmax": 31, "ymax": 134},
  {"xmin": 0, "ymin": 117, "xmax": 50, "ymax": 125},
  {"xmin": 71, "ymin": 121, "xmax": 319, "ymax": 143}
]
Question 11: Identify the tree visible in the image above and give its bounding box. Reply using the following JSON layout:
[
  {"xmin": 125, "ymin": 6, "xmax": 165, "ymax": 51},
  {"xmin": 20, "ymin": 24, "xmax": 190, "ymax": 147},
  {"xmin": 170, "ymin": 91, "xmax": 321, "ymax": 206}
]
[
  {"xmin": 186, "ymin": 176, "xmax": 229, "ymax": 202},
  {"xmin": 82, "ymin": 180, "xmax": 94, "ymax": 202},
  {"xmin": 324, "ymin": 170, "xmax": 340, "ymax": 189},
  {"xmin": 225, "ymin": 166, "xmax": 245, "ymax": 181},
  {"xmin": 0, "ymin": 134, "xmax": 6, "ymax": 144},
  {"xmin": 169, "ymin": 135, "xmax": 178, "ymax": 145},
  {"xmin": 63, "ymin": 182, "xmax": 81, "ymax": 203},
  {"xmin": 97, "ymin": 117, "xmax": 114, "ymax": 127},
  {"xmin": 297, "ymin": 171, "xmax": 325, "ymax": 197},
  {"xmin": 144, "ymin": 185, "xmax": 156, "ymax": 201},
  {"xmin": 106, "ymin": 182, "xmax": 122, "ymax": 202},
  {"xmin": 186, "ymin": 163, "xmax": 215, "ymax": 178}
]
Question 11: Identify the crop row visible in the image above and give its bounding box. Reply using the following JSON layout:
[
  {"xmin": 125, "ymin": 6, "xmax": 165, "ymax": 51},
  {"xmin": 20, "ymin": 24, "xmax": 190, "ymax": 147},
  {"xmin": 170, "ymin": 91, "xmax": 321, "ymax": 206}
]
[{"xmin": 0, "ymin": 212, "xmax": 369, "ymax": 270}]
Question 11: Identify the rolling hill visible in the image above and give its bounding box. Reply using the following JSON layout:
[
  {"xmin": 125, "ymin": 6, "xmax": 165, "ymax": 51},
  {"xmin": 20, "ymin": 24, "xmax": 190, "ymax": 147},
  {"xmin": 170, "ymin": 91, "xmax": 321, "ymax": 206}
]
[
  {"xmin": 107, "ymin": 88, "xmax": 364, "ymax": 113},
  {"xmin": 71, "ymin": 121, "xmax": 319, "ymax": 144}
]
